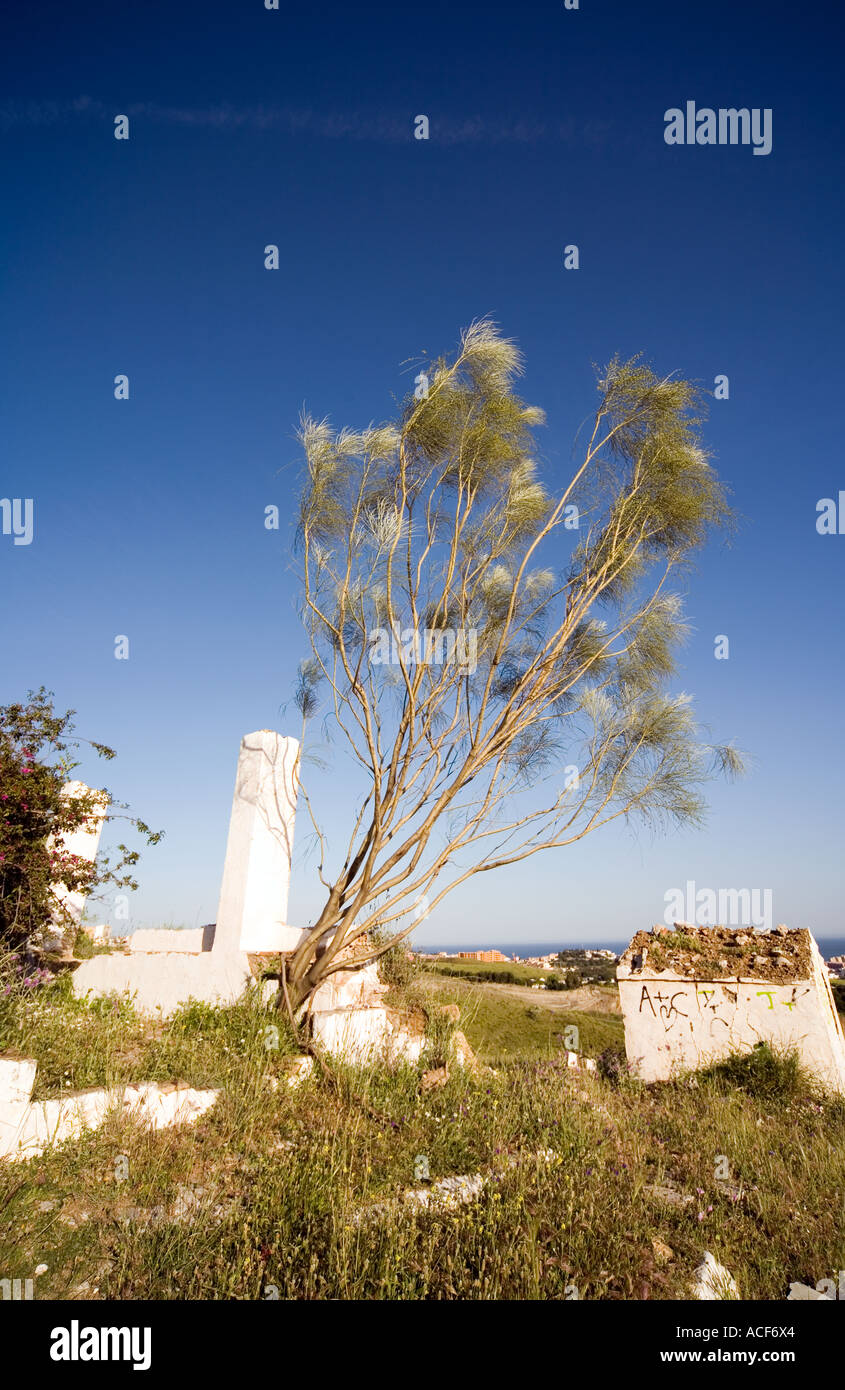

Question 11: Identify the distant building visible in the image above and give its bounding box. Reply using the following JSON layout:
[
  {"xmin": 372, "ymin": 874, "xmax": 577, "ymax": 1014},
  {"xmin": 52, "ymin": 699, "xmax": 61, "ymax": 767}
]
[{"xmin": 459, "ymin": 949, "xmax": 508, "ymax": 963}]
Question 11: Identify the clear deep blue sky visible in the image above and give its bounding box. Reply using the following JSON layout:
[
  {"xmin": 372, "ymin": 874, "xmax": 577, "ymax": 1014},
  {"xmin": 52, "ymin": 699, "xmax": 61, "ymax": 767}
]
[{"xmin": 2, "ymin": 0, "xmax": 843, "ymax": 945}]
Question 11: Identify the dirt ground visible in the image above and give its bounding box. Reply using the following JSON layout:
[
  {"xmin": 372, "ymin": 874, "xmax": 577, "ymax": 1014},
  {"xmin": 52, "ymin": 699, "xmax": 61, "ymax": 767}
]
[{"xmin": 622, "ymin": 926, "xmax": 813, "ymax": 983}]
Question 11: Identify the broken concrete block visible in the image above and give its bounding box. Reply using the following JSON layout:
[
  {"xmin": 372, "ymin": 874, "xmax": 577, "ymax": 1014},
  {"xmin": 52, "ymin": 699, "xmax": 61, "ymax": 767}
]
[
  {"xmin": 618, "ymin": 926, "xmax": 845, "ymax": 1093},
  {"xmin": 449, "ymin": 1030, "xmax": 480, "ymax": 1072},
  {"xmin": 310, "ymin": 1000, "xmax": 428, "ymax": 1066},
  {"xmin": 787, "ymin": 1281, "xmax": 832, "ymax": 1301},
  {"xmin": 311, "ymin": 1006, "xmax": 392, "ymax": 1063}
]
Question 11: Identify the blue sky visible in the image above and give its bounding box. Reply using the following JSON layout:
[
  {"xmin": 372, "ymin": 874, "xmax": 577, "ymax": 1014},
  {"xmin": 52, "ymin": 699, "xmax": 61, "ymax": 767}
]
[{"xmin": 2, "ymin": 0, "xmax": 843, "ymax": 945}]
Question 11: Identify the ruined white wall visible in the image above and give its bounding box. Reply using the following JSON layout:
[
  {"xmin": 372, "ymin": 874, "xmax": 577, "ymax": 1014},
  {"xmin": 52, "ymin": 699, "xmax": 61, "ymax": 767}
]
[
  {"xmin": 311, "ymin": 955, "xmax": 386, "ymax": 1013},
  {"xmin": 306, "ymin": 941, "xmax": 429, "ymax": 1064},
  {"xmin": 128, "ymin": 927, "xmax": 209, "ymax": 954},
  {"xmin": 311, "ymin": 1005, "xmax": 426, "ymax": 1066},
  {"xmin": 618, "ymin": 931, "xmax": 845, "ymax": 1093},
  {"xmin": 0, "ymin": 1057, "xmax": 218, "ymax": 1162},
  {"xmin": 68, "ymin": 728, "xmax": 424, "ymax": 1062},
  {"xmin": 73, "ymin": 730, "xmax": 302, "ymax": 1015},
  {"xmin": 72, "ymin": 948, "xmax": 254, "ymax": 1016}
]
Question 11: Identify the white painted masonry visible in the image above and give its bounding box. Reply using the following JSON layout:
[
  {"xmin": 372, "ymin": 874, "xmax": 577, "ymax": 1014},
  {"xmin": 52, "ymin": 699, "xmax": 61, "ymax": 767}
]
[
  {"xmin": 215, "ymin": 730, "xmax": 299, "ymax": 953},
  {"xmin": 68, "ymin": 728, "xmax": 421, "ymax": 1063},
  {"xmin": 73, "ymin": 731, "xmax": 301, "ymax": 1014},
  {"xmin": 0, "ymin": 1058, "xmax": 38, "ymax": 1157},
  {"xmin": 72, "ymin": 948, "xmax": 255, "ymax": 1016},
  {"xmin": 129, "ymin": 926, "xmax": 212, "ymax": 954},
  {"xmin": 0, "ymin": 1056, "xmax": 218, "ymax": 1162},
  {"xmin": 47, "ymin": 781, "xmax": 109, "ymax": 929},
  {"xmin": 618, "ymin": 928, "xmax": 845, "ymax": 1093}
]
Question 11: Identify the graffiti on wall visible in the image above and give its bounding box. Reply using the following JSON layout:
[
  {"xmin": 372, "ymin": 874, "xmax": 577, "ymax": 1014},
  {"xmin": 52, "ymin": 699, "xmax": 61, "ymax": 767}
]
[{"xmin": 637, "ymin": 980, "xmax": 812, "ymax": 1038}]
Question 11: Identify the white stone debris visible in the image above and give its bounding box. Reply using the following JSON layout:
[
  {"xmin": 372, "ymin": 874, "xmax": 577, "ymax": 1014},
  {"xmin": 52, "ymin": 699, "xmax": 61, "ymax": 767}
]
[
  {"xmin": 566, "ymin": 1051, "xmax": 597, "ymax": 1072},
  {"xmin": 691, "ymin": 1251, "xmax": 739, "ymax": 1300},
  {"xmin": 353, "ymin": 1149, "xmax": 559, "ymax": 1226},
  {"xmin": 643, "ymin": 1181, "xmax": 695, "ymax": 1209},
  {"xmin": 284, "ymin": 1055, "xmax": 315, "ymax": 1089}
]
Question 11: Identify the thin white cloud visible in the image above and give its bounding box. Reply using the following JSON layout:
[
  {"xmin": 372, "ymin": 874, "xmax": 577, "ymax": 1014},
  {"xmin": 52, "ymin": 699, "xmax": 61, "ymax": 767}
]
[{"xmin": 0, "ymin": 96, "xmax": 614, "ymax": 146}]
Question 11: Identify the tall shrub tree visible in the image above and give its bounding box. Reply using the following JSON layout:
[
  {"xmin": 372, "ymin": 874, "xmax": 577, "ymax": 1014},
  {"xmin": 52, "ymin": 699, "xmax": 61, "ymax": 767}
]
[{"xmin": 282, "ymin": 322, "xmax": 742, "ymax": 1022}]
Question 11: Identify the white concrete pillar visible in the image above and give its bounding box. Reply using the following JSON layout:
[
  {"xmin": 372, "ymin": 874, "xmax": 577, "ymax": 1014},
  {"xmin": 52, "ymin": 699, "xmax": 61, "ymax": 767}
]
[
  {"xmin": 48, "ymin": 781, "xmax": 109, "ymax": 928},
  {"xmin": 214, "ymin": 730, "xmax": 301, "ymax": 954}
]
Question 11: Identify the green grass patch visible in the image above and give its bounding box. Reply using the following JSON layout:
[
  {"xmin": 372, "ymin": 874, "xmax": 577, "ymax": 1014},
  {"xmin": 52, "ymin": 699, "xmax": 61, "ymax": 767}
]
[
  {"xmin": 423, "ymin": 976, "xmax": 623, "ymax": 1062},
  {"xmin": 1, "ymin": 955, "xmax": 843, "ymax": 1302}
]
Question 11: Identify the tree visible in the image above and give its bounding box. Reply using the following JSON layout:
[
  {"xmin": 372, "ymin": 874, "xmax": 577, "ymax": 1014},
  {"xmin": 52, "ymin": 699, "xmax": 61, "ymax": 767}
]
[
  {"xmin": 282, "ymin": 321, "xmax": 743, "ymax": 1023},
  {"xmin": 0, "ymin": 688, "xmax": 161, "ymax": 953}
]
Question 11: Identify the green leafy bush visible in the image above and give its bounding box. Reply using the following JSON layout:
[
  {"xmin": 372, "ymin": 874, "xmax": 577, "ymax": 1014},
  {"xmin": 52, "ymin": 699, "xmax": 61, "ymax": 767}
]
[
  {"xmin": 704, "ymin": 1042, "xmax": 813, "ymax": 1102},
  {"xmin": 0, "ymin": 688, "xmax": 160, "ymax": 951}
]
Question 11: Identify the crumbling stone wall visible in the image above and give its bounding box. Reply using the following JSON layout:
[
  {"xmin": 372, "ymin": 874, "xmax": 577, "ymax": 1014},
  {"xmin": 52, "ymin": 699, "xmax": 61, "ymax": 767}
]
[{"xmin": 617, "ymin": 925, "xmax": 845, "ymax": 1093}]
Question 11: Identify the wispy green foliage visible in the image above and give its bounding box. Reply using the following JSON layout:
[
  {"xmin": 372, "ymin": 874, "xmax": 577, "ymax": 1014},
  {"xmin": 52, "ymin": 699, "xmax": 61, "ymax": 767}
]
[{"xmin": 285, "ymin": 323, "xmax": 744, "ymax": 1016}]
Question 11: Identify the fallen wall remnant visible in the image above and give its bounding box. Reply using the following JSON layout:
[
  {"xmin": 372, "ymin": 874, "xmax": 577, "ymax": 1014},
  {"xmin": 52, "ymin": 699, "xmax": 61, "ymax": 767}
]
[
  {"xmin": 0, "ymin": 1057, "xmax": 218, "ymax": 1162},
  {"xmin": 617, "ymin": 925, "xmax": 845, "ymax": 1093}
]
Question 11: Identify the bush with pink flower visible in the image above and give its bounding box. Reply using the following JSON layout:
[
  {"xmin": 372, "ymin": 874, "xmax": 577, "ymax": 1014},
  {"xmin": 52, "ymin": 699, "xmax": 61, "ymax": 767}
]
[{"xmin": 0, "ymin": 687, "xmax": 162, "ymax": 955}]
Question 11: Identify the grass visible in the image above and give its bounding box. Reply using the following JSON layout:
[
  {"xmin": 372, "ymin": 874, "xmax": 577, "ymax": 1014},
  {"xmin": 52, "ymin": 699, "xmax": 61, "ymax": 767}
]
[
  {"xmin": 421, "ymin": 956, "xmax": 617, "ymax": 987},
  {"xmin": 421, "ymin": 975, "xmax": 624, "ymax": 1063},
  {"xmin": 1, "ymin": 957, "xmax": 843, "ymax": 1301},
  {"xmin": 705, "ymin": 1042, "xmax": 814, "ymax": 1101},
  {"xmin": 0, "ymin": 971, "xmax": 296, "ymax": 1097},
  {"xmin": 422, "ymin": 959, "xmax": 556, "ymax": 984}
]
